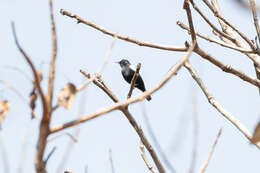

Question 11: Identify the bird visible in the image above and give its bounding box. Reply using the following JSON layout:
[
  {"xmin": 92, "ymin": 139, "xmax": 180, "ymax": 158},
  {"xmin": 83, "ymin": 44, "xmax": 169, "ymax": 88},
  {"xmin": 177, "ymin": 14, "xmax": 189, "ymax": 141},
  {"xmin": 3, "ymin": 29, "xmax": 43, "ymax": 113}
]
[{"xmin": 117, "ymin": 59, "xmax": 151, "ymax": 101}]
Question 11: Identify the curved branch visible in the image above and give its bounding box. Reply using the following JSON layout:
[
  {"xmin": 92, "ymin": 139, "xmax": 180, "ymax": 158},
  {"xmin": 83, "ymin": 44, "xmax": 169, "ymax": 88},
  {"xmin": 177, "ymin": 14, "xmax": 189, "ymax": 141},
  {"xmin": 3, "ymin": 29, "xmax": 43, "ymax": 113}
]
[
  {"xmin": 60, "ymin": 9, "xmax": 187, "ymax": 52},
  {"xmin": 11, "ymin": 22, "xmax": 48, "ymax": 119}
]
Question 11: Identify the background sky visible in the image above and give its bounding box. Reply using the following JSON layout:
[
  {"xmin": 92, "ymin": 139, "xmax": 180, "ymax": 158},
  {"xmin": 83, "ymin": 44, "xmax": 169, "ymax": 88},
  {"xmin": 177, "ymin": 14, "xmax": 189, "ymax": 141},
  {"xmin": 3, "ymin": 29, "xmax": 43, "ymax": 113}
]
[{"xmin": 0, "ymin": 0, "xmax": 260, "ymax": 173}]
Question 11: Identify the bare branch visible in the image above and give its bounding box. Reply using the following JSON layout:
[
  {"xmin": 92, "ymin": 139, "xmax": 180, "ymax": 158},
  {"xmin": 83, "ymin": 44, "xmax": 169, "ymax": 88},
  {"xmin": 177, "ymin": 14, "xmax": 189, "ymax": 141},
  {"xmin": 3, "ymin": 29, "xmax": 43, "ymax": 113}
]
[
  {"xmin": 198, "ymin": 129, "xmax": 222, "ymax": 173},
  {"xmin": 188, "ymin": 0, "xmax": 237, "ymax": 45},
  {"xmin": 46, "ymin": 0, "xmax": 58, "ymax": 115},
  {"xmin": 77, "ymin": 38, "xmax": 116, "ymax": 92},
  {"xmin": 141, "ymin": 104, "xmax": 176, "ymax": 173},
  {"xmin": 184, "ymin": 61, "xmax": 260, "ymax": 149},
  {"xmin": 60, "ymin": 9, "xmax": 187, "ymax": 52},
  {"xmin": 11, "ymin": 22, "xmax": 48, "ymax": 120},
  {"xmin": 109, "ymin": 149, "xmax": 116, "ymax": 173},
  {"xmin": 201, "ymin": 0, "xmax": 257, "ymax": 50},
  {"xmin": 80, "ymin": 70, "xmax": 119, "ymax": 102},
  {"xmin": 140, "ymin": 142, "xmax": 157, "ymax": 173},
  {"xmin": 194, "ymin": 47, "xmax": 260, "ymax": 89},
  {"xmin": 177, "ymin": 21, "xmax": 255, "ymax": 53},
  {"xmin": 249, "ymin": 0, "xmax": 260, "ymax": 49},
  {"xmin": 127, "ymin": 63, "xmax": 141, "ymax": 99},
  {"xmin": 183, "ymin": 0, "xmax": 197, "ymax": 42},
  {"xmin": 44, "ymin": 146, "xmax": 57, "ymax": 165},
  {"xmin": 188, "ymin": 91, "xmax": 199, "ymax": 173}
]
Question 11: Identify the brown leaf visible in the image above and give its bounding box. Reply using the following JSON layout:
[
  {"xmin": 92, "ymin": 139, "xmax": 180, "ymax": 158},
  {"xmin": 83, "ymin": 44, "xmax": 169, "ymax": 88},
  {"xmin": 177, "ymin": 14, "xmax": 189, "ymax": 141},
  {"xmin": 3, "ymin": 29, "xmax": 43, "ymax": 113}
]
[
  {"xmin": 29, "ymin": 89, "xmax": 37, "ymax": 119},
  {"xmin": 57, "ymin": 83, "xmax": 77, "ymax": 109},
  {"xmin": 251, "ymin": 121, "xmax": 260, "ymax": 144},
  {"xmin": 0, "ymin": 100, "xmax": 10, "ymax": 127}
]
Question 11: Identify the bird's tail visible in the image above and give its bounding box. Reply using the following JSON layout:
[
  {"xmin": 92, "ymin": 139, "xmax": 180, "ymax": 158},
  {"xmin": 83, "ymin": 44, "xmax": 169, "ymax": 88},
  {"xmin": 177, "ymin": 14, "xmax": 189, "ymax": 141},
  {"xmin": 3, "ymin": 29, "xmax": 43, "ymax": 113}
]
[{"xmin": 146, "ymin": 95, "xmax": 152, "ymax": 101}]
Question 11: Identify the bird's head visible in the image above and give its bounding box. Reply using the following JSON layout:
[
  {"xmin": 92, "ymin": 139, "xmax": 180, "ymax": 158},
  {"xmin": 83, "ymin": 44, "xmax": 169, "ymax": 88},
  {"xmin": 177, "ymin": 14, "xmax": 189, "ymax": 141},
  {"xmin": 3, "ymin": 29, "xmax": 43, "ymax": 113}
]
[{"xmin": 116, "ymin": 59, "xmax": 131, "ymax": 68}]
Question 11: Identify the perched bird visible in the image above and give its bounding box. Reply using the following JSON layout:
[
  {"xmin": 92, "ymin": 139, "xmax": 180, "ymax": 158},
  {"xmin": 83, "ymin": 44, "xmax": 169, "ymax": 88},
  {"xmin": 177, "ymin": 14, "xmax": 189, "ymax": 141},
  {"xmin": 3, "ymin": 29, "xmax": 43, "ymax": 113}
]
[{"xmin": 117, "ymin": 59, "xmax": 151, "ymax": 101}]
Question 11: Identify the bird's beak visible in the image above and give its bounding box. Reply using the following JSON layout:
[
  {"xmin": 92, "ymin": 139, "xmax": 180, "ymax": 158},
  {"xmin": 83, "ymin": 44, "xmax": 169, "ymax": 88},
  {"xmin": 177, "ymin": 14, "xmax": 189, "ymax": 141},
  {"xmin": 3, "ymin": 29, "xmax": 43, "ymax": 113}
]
[{"xmin": 114, "ymin": 61, "xmax": 120, "ymax": 64}]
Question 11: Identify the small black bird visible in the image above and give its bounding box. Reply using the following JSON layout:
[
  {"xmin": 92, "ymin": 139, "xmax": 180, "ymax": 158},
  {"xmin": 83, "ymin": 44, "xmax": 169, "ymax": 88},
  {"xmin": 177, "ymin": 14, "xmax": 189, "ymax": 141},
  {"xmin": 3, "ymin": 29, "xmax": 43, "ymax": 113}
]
[{"xmin": 117, "ymin": 59, "xmax": 151, "ymax": 101}]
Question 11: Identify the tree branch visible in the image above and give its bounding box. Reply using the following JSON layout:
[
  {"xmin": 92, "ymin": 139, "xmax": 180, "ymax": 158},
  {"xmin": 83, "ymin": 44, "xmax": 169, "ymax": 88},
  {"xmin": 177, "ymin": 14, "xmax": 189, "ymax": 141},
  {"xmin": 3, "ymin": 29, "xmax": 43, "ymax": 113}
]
[
  {"xmin": 202, "ymin": 0, "xmax": 257, "ymax": 51},
  {"xmin": 127, "ymin": 63, "xmax": 141, "ymax": 99},
  {"xmin": 194, "ymin": 46, "xmax": 260, "ymax": 89},
  {"xmin": 198, "ymin": 128, "xmax": 222, "ymax": 173},
  {"xmin": 59, "ymin": 9, "xmax": 187, "ymax": 52},
  {"xmin": 249, "ymin": 0, "xmax": 260, "ymax": 50},
  {"xmin": 11, "ymin": 22, "xmax": 48, "ymax": 120},
  {"xmin": 46, "ymin": 0, "xmax": 58, "ymax": 116},
  {"xmin": 177, "ymin": 21, "xmax": 255, "ymax": 53},
  {"xmin": 184, "ymin": 61, "xmax": 260, "ymax": 149},
  {"xmin": 140, "ymin": 142, "xmax": 157, "ymax": 173},
  {"xmin": 183, "ymin": 0, "xmax": 197, "ymax": 42}
]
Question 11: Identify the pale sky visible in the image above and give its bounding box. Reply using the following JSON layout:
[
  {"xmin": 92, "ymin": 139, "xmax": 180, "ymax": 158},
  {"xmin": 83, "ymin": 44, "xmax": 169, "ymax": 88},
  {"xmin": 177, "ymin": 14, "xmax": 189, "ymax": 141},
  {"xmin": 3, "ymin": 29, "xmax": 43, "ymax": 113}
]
[{"xmin": 0, "ymin": 0, "xmax": 259, "ymax": 173}]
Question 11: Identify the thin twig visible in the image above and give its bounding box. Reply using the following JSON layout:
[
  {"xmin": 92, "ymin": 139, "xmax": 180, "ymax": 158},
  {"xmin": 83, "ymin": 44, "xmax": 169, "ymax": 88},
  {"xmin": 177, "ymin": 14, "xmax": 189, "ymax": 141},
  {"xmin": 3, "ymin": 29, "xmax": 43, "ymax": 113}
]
[
  {"xmin": 127, "ymin": 63, "xmax": 141, "ymax": 99},
  {"xmin": 188, "ymin": 0, "xmax": 237, "ymax": 45},
  {"xmin": 140, "ymin": 142, "xmax": 157, "ymax": 173},
  {"xmin": 235, "ymin": 0, "xmax": 260, "ymax": 11},
  {"xmin": 11, "ymin": 22, "xmax": 47, "ymax": 120},
  {"xmin": 60, "ymin": 9, "xmax": 187, "ymax": 52},
  {"xmin": 77, "ymin": 38, "xmax": 116, "ymax": 92},
  {"xmin": 46, "ymin": 0, "xmax": 58, "ymax": 117},
  {"xmin": 47, "ymin": 132, "xmax": 78, "ymax": 143},
  {"xmin": 44, "ymin": 146, "xmax": 57, "ymax": 165},
  {"xmin": 249, "ymin": 0, "xmax": 260, "ymax": 49},
  {"xmin": 201, "ymin": 0, "xmax": 256, "ymax": 50},
  {"xmin": 188, "ymin": 91, "xmax": 199, "ymax": 173},
  {"xmin": 194, "ymin": 46, "xmax": 260, "ymax": 89},
  {"xmin": 109, "ymin": 149, "xmax": 116, "ymax": 173},
  {"xmin": 141, "ymin": 104, "xmax": 176, "ymax": 173},
  {"xmin": 56, "ymin": 85, "xmax": 86, "ymax": 173},
  {"xmin": 51, "ymin": 38, "xmax": 116, "ymax": 113},
  {"xmin": 198, "ymin": 129, "xmax": 222, "ymax": 173},
  {"xmin": 184, "ymin": 61, "xmax": 260, "ymax": 149},
  {"xmin": 80, "ymin": 70, "xmax": 119, "ymax": 102},
  {"xmin": 183, "ymin": 0, "xmax": 197, "ymax": 42},
  {"xmin": 177, "ymin": 21, "xmax": 255, "ymax": 53},
  {"xmin": 121, "ymin": 109, "xmax": 166, "ymax": 173}
]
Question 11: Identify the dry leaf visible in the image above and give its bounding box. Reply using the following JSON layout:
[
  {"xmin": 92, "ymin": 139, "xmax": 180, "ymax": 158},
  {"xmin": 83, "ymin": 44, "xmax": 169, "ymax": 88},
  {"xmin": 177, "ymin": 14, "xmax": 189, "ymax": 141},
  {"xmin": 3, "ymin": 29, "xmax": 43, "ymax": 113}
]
[
  {"xmin": 251, "ymin": 121, "xmax": 260, "ymax": 144},
  {"xmin": 57, "ymin": 83, "xmax": 77, "ymax": 109},
  {"xmin": 29, "ymin": 89, "xmax": 37, "ymax": 119},
  {"xmin": 0, "ymin": 100, "xmax": 10, "ymax": 128}
]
